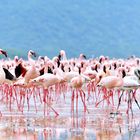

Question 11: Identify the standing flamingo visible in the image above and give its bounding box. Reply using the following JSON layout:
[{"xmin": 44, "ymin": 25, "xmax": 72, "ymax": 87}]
[
  {"xmin": 96, "ymin": 75, "xmax": 124, "ymax": 107},
  {"xmin": 116, "ymin": 68, "xmax": 140, "ymax": 115},
  {"xmin": 30, "ymin": 73, "xmax": 62, "ymax": 116},
  {"xmin": 0, "ymin": 49, "xmax": 16, "ymax": 84},
  {"xmin": 70, "ymin": 66, "xmax": 89, "ymax": 114}
]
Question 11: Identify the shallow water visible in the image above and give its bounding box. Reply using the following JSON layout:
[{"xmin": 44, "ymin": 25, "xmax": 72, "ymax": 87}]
[{"xmin": 0, "ymin": 87, "xmax": 140, "ymax": 140}]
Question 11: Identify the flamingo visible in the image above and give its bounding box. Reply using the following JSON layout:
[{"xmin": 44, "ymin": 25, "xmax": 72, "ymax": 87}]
[
  {"xmin": 20, "ymin": 49, "xmax": 37, "ymax": 70},
  {"xmin": 96, "ymin": 75, "xmax": 124, "ymax": 107},
  {"xmin": 14, "ymin": 50, "xmax": 41, "ymax": 83},
  {"xmin": 95, "ymin": 66, "xmax": 125, "ymax": 106},
  {"xmin": 30, "ymin": 73, "xmax": 62, "ymax": 116},
  {"xmin": 59, "ymin": 50, "xmax": 67, "ymax": 61},
  {"xmin": 0, "ymin": 49, "xmax": 16, "ymax": 84},
  {"xmin": 116, "ymin": 68, "xmax": 140, "ymax": 115},
  {"xmin": 28, "ymin": 50, "xmax": 36, "ymax": 62},
  {"xmin": 70, "ymin": 66, "xmax": 90, "ymax": 117},
  {"xmin": 96, "ymin": 66, "xmax": 140, "ymax": 114}
]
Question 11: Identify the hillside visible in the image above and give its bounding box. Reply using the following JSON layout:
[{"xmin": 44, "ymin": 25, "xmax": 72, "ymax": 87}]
[{"xmin": 0, "ymin": 0, "xmax": 140, "ymax": 59}]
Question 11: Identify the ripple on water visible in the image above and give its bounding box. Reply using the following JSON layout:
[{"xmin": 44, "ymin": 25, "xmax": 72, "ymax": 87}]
[{"xmin": 0, "ymin": 91, "xmax": 139, "ymax": 140}]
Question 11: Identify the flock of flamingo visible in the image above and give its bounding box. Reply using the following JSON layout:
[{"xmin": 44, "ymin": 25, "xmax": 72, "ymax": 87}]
[{"xmin": 0, "ymin": 48, "xmax": 139, "ymax": 116}]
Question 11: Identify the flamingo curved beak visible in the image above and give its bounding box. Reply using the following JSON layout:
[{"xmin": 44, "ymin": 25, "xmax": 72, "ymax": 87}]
[
  {"xmin": 31, "ymin": 52, "xmax": 36, "ymax": 57},
  {"xmin": 1, "ymin": 50, "xmax": 7, "ymax": 57}
]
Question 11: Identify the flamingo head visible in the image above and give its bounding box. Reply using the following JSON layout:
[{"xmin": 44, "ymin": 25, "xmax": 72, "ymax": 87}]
[
  {"xmin": 99, "ymin": 55, "xmax": 105, "ymax": 63},
  {"xmin": 28, "ymin": 50, "xmax": 36, "ymax": 57},
  {"xmin": 117, "ymin": 67, "xmax": 126, "ymax": 78},
  {"xmin": 55, "ymin": 57, "xmax": 61, "ymax": 67},
  {"xmin": 79, "ymin": 53, "xmax": 87, "ymax": 60},
  {"xmin": 0, "ymin": 49, "xmax": 7, "ymax": 57},
  {"xmin": 14, "ymin": 56, "xmax": 19, "ymax": 63},
  {"xmin": 60, "ymin": 50, "xmax": 65, "ymax": 56},
  {"xmin": 38, "ymin": 56, "xmax": 45, "ymax": 61},
  {"xmin": 112, "ymin": 62, "xmax": 117, "ymax": 70},
  {"xmin": 76, "ymin": 64, "xmax": 81, "ymax": 74}
]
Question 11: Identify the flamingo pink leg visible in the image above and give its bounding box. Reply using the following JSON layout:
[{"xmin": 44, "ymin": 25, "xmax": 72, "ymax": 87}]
[{"xmin": 43, "ymin": 88, "xmax": 59, "ymax": 117}]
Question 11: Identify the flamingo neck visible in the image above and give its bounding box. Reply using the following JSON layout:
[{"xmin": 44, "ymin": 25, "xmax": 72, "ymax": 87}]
[
  {"xmin": 62, "ymin": 53, "xmax": 67, "ymax": 61},
  {"xmin": 28, "ymin": 55, "xmax": 35, "ymax": 65}
]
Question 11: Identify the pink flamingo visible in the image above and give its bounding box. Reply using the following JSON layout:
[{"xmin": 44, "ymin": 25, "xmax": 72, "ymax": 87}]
[
  {"xmin": 96, "ymin": 75, "xmax": 124, "ymax": 107},
  {"xmin": 117, "ymin": 68, "xmax": 140, "ymax": 115},
  {"xmin": 97, "ymin": 67, "xmax": 140, "ymax": 115},
  {"xmin": 70, "ymin": 66, "xmax": 89, "ymax": 115},
  {"xmin": 30, "ymin": 73, "xmax": 62, "ymax": 116}
]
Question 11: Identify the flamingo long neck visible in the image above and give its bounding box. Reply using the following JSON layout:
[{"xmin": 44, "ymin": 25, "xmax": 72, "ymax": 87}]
[
  {"xmin": 62, "ymin": 53, "xmax": 67, "ymax": 61},
  {"xmin": 28, "ymin": 54, "xmax": 35, "ymax": 65}
]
